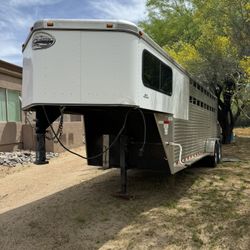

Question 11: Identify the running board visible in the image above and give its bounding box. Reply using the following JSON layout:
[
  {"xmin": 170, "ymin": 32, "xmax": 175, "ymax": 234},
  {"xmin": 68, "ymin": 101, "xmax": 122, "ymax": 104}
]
[{"xmin": 183, "ymin": 153, "xmax": 210, "ymax": 167}]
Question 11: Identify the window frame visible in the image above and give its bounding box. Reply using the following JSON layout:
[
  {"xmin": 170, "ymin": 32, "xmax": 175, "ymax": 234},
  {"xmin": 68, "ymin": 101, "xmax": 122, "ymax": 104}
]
[
  {"xmin": 142, "ymin": 49, "xmax": 173, "ymax": 96},
  {"xmin": 0, "ymin": 88, "xmax": 22, "ymax": 123},
  {"xmin": 0, "ymin": 88, "xmax": 7, "ymax": 122}
]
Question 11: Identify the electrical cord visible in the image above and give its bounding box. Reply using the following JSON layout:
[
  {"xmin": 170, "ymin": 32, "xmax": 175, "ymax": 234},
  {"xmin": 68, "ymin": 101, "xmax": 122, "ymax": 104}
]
[
  {"xmin": 42, "ymin": 106, "xmax": 146, "ymax": 160},
  {"xmin": 45, "ymin": 106, "xmax": 65, "ymax": 142},
  {"xmin": 25, "ymin": 111, "xmax": 36, "ymax": 129},
  {"xmin": 45, "ymin": 114, "xmax": 64, "ymax": 142},
  {"xmin": 137, "ymin": 108, "xmax": 146, "ymax": 156}
]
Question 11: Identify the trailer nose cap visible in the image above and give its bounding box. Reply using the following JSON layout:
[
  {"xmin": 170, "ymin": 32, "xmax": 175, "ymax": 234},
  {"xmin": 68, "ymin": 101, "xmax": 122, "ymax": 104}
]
[{"xmin": 32, "ymin": 32, "xmax": 56, "ymax": 50}]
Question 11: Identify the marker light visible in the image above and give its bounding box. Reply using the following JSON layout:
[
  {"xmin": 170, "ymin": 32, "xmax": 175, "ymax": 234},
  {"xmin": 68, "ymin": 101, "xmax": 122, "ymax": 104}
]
[
  {"xmin": 106, "ymin": 23, "xmax": 113, "ymax": 28},
  {"xmin": 47, "ymin": 21, "xmax": 54, "ymax": 27}
]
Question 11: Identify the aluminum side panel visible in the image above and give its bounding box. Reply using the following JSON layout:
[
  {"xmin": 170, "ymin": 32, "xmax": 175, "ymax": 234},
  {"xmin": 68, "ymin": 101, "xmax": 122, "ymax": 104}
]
[
  {"xmin": 173, "ymin": 84, "xmax": 218, "ymax": 162},
  {"xmin": 173, "ymin": 107, "xmax": 217, "ymax": 162},
  {"xmin": 154, "ymin": 113, "xmax": 187, "ymax": 174}
]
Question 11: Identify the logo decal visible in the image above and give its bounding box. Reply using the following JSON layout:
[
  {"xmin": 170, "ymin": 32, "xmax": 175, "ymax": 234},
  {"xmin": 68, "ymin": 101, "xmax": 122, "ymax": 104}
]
[{"xmin": 32, "ymin": 32, "xmax": 56, "ymax": 50}]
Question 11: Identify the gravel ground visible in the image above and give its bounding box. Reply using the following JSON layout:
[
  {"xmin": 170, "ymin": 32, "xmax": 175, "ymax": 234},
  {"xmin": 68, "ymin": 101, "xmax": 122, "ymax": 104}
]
[{"xmin": 0, "ymin": 151, "xmax": 58, "ymax": 167}]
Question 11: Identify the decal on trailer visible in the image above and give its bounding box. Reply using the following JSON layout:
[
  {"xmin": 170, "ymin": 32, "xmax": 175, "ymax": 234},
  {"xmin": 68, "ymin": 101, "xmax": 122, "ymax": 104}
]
[{"xmin": 32, "ymin": 32, "xmax": 56, "ymax": 50}]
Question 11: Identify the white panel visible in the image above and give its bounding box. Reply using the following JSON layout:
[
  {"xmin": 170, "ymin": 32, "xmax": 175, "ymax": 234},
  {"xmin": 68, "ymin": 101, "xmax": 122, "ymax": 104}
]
[
  {"xmin": 137, "ymin": 43, "xmax": 157, "ymax": 111},
  {"xmin": 33, "ymin": 30, "xmax": 81, "ymax": 104},
  {"xmin": 138, "ymin": 40, "xmax": 189, "ymax": 119},
  {"xmin": 172, "ymin": 70, "xmax": 189, "ymax": 119},
  {"xmin": 80, "ymin": 32, "xmax": 138, "ymax": 105}
]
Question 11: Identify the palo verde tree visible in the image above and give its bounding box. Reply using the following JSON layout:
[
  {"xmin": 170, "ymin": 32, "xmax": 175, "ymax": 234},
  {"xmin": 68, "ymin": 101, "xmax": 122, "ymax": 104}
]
[{"xmin": 140, "ymin": 0, "xmax": 250, "ymax": 143}]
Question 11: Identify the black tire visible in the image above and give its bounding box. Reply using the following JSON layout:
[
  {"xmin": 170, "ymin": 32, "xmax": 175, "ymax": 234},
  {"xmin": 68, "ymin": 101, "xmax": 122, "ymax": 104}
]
[{"xmin": 207, "ymin": 141, "xmax": 221, "ymax": 167}]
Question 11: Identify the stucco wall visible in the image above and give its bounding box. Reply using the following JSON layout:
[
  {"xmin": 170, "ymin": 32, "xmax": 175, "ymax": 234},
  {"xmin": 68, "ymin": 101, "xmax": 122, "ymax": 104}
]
[
  {"xmin": 0, "ymin": 122, "xmax": 23, "ymax": 151},
  {"xmin": 0, "ymin": 61, "xmax": 23, "ymax": 151},
  {"xmin": 22, "ymin": 121, "xmax": 84, "ymax": 153}
]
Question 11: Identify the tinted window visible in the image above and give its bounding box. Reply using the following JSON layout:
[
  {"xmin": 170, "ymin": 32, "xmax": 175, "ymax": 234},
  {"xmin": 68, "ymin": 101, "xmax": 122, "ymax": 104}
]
[
  {"xmin": 142, "ymin": 50, "xmax": 172, "ymax": 96},
  {"xmin": 142, "ymin": 50, "xmax": 160, "ymax": 89}
]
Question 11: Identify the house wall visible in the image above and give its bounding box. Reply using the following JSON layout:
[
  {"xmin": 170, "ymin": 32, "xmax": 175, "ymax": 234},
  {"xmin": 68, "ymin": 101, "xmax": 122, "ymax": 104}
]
[
  {"xmin": 22, "ymin": 119, "xmax": 84, "ymax": 153},
  {"xmin": 0, "ymin": 60, "xmax": 23, "ymax": 151}
]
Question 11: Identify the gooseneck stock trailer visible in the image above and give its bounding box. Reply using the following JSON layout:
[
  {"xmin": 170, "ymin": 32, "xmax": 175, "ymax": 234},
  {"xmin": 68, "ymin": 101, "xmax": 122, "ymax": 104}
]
[{"xmin": 22, "ymin": 19, "xmax": 221, "ymax": 193}]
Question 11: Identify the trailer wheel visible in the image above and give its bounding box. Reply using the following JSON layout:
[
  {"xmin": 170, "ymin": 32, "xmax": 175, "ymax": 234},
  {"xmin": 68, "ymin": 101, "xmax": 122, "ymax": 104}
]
[{"xmin": 207, "ymin": 141, "xmax": 221, "ymax": 167}]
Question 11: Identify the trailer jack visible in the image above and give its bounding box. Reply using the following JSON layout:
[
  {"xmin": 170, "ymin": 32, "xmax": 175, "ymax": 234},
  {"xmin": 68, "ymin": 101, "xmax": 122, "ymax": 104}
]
[
  {"xmin": 120, "ymin": 135, "xmax": 127, "ymax": 194},
  {"xmin": 113, "ymin": 135, "xmax": 133, "ymax": 200},
  {"xmin": 34, "ymin": 109, "xmax": 48, "ymax": 165},
  {"xmin": 34, "ymin": 133, "xmax": 48, "ymax": 165},
  {"xmin": 34, "ymin": 106, "xmax": 61, "ymax": 165}
]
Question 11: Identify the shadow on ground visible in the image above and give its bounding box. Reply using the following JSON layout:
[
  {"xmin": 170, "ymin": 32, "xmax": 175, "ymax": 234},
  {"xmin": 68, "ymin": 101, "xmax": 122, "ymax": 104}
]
[{"xmin": 0, "ymin": 166, "xmax": 203, "ymax": 249}]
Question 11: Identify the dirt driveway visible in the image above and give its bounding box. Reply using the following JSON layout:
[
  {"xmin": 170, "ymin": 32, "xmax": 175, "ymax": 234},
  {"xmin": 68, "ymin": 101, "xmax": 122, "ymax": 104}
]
[{"xmin": 0, "ymin": 131, "xmax": 249, "ymax": 249}]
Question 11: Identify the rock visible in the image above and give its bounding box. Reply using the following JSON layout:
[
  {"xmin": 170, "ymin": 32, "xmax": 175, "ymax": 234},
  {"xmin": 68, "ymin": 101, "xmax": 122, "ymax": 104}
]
[{"xmin": 0, "ymin": 150, "xmax": 59, "ymax": 167}]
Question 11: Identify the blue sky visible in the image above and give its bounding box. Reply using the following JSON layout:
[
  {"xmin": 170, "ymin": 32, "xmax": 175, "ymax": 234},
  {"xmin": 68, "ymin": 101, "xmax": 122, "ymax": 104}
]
[{"xmin": 0, "ymin": 0, "xmax": 147, "ymax": 66}]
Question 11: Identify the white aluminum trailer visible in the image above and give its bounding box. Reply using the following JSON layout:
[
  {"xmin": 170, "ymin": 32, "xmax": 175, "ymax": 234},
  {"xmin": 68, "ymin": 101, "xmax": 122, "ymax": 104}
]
[{"xmin": 22, "ymin": 19, "xmax": 221, "ymax": 193}]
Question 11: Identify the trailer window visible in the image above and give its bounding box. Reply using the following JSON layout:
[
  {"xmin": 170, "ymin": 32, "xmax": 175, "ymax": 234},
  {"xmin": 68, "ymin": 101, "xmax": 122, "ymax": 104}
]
[
  {"xmin": 142, "ymin": 50, "xmax": 172, "ymax": 96},
  {"xmin": 142, "ymin": 50, "xmax": 160, "ymax": 90}
]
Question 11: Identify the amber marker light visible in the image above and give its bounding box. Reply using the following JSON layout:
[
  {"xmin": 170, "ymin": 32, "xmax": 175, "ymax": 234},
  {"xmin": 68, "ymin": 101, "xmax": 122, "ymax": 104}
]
[
  {"xmin": 47, "ymin": 21, "xmax": 54, "ymax": 27},
  {"xmin": 139, "ymin": 31, "xmax": 143, "ymax": 36},
  {"xmin": 106, "ymin": 23, "xmax": 113, "ymax": 28}
]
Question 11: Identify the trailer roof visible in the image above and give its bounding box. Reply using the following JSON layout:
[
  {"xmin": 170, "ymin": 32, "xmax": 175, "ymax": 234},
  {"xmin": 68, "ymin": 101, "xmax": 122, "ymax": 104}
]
[{"xmin": 33, "ymin": 19, "xmax": 139, "ymax": 33}]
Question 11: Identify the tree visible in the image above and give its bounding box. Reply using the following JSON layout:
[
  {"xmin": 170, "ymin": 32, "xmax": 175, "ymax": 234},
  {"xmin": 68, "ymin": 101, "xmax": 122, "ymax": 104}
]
[{"xmin": 140, "ymin": 0, "xmax": 250, "ymax": 143}]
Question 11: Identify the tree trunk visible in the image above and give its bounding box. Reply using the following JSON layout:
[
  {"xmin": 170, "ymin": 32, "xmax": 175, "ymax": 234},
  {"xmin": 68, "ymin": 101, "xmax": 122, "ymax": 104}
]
[
  {"xmin": 218, "ymin": 104, "xmax": 234, "ymax": 144},
  {"xmin": 216, "ymin": 79, "xmax": 236, "ymax": 144}
]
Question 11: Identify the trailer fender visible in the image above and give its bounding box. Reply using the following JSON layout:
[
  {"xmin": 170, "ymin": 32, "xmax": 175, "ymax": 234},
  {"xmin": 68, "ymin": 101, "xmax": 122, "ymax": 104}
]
[
  {"xmin": 205, "ymin": 138, "xmax": 220, "ymax": 154},
  {"xmin": 205, "ymin": 138, "xmax": 222, "ymax": 167}
]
